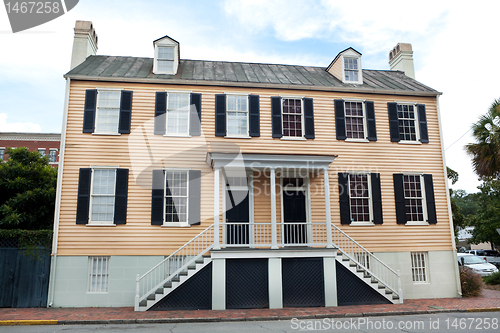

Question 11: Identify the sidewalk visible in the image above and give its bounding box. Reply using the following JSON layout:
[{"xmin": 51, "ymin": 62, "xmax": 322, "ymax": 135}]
[{"xmin": 1, "ymin": 289, "xmax": 499, "ymax": 326}]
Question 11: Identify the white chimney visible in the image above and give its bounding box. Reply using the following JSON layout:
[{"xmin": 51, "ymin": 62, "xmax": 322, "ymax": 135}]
[
  {"xmin": 389, "ymin": 43, "xmax": 415, "ymax": 79},
  {"xmin": 70, "ymin": 21, "xmax": 98, "ymax": 70}
]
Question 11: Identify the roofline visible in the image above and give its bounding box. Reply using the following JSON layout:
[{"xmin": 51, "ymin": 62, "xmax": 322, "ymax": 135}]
[
  {"xmin": 65, "ymin": 75, "xmax": 442, "ymax": 96},
  {"xmin": 326, "ymin": 47, "xmax": 362, "ymax": 72},
  {"xmin": 152, "ymin": 34, "xmax": 180, "ymax": 45}
]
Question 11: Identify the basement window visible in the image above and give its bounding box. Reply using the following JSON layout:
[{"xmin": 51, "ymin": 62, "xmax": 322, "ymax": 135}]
[
  {"xmin": 411, "ymin": 252, "xmax": 428, "ymax": 283},
  {"xmin": 88, "ymin": 256, "xmax": 110, "ymax": 293}
]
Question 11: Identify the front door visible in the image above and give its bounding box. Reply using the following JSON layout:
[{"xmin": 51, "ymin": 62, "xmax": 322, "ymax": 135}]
[
  {"xmin": 282, "ymin": 178, "xmax": 307, "ymax": 245},
  {"xmin": 225, "ymin": 188, "xmax": 250, "ymax": 245}
]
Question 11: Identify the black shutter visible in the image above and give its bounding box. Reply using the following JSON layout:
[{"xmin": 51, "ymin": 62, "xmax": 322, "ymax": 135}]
[
  {"xmin": 151, "ymin": 170, "xmax": 165, "ymax": 225},
  {"xmin": 118, "ymin": 90, "xmax": 133, "ymax": 134},
  {"xmin": 366, "ymin": 101, "xmax": 377, "ymax": 141},
  {"xmin": 338, "ymin": 172, "xmax": 351, "ymax": 225},
  {"xmin": 76, "ymin": 168, "xmax": 92, "ymax": 224},
  {"xmin": 249, "ymin": 95, "xmax": 260, "ymax": 137},
  {"xmin": 334, "ymin": 99, "xmax": 346, "ymax": 140},
  {"xmin": 190, "ymin": 93, "xmax": 202, "ymax": 136},
  {"xmin": 113, "ymin": 169, "xmax": 129, "ymax": 225},
  {"xmin": 83, "ymin": 90, "xmax": 97, "ymax": 133},
  {"xmin": 393, "ymin": 174, "xmax": 406, "ymax": 224},
  {"xmin": 418, "ymin": 104, "xmax": 429, "ymax": 143},
  {"xmin": 424, "ymin": 174, "xmax": 437, "ymax": 224},
  {"xmin": 388, "ymin": 102, "xmax": 400, "ymax": 142},
  {"xmin": 154, "ymin": 92, "xmax": 166, "ymax": 135},
  {"xmin": 215, "ymin": 94, "xmax": 226, "ymax": 137},
  {"xmin": 271, "ymin": 96, "xmax": 282, "ymax": 138},
  {"xmin": 303, "ymin": 98, "xmax": 315, "ymax": 139},
  {"xmin": 371, "ymin": 173, "xmax": 383, "ymax": 224},
  {"xmin": 188, "ymin": 170, "xmax": 201, "ymax": 225}
]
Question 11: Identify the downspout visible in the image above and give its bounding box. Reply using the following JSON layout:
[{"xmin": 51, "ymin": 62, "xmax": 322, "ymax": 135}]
[
  {"xmin": 47, "ymin": 77, "xmax": 71, "ymax": 307},
  {"xmin": 436, "ymin": 95, "xmax": 462, "ymax": 297}
]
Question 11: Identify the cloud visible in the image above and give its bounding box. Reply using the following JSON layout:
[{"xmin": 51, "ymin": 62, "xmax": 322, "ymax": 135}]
[{"xmin": 0, "ymin": 113, "xmax": 41, "ymax": 132}]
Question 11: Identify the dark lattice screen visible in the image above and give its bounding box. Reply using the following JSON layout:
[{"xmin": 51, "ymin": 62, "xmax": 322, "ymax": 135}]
[
  {"xmin": 149, "ymin": 262, "xmax": 212, "ymax": 311},
  {"xmin": 226, "ymin": 258, "xmax": 269, "ymax": 309},
  {"xmin": 336, "ymin": 260, "xmax": 391, "ymax": 306},
  {"xmin": 282, "ymin": 258, "xmax": 325, "ymax": 307},
  {"xmin": 0, "ymin": 238, "xmax": 19, "ymax": 248}
]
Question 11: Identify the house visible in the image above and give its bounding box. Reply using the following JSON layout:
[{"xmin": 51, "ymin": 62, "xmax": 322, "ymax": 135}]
[
  {"xmin": 0, "ymin": 132, "xmax": 60, "ymax": 166},
  {"xmin": 47, "ymin": 21, "xmax": 461, "ymax": 310}
]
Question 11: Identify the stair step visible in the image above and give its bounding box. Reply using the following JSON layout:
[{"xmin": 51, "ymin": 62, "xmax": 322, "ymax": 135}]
[
  {"xmin": 393, "ymin": 295, "xmax": 400, "ymax": 300},
  {"xmin": 385, "ymin": 290, "xmax": 393, "ymax": 295},
  {"xmin": 139, "ymin": 300, "xmax": 147, "ymax": 307},
  {"xmin": 179, "ymin": 271, "xmax": 188, "ymax": 276}
]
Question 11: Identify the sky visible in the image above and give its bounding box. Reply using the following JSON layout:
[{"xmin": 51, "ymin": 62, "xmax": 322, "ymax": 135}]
[{"xmin": 0, "ymin": 0, "xmax": 499, "ymax": 193}]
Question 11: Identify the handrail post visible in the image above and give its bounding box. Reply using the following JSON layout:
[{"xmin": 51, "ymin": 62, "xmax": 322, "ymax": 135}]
[
  {"xmin": 397, "ymin": 270, "xmax": 403, "ymax": 304},
  {"xmin": 323, "ymin": 167, "xmax": 333, "ymax": 248},
  {"xmin": 214, "ymin": 167, "xmax": 221, "ymax": 250},
  {"xmin": 270, "ymin": 168, "xmax": 278, "ymax": 249},
  {"xmin": 135, "ymin": 274, "xmax": 140, "ymax": 311}
]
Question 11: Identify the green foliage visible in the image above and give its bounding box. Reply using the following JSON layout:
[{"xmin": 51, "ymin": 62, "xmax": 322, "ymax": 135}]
[
  {"xmin": 459, "ymin": 266, "xmax": 484, "ymax": 297},
  {"xmin": 468, "ymin": 180, "xmax": 500, "ymax": 248},
  {"xmin": 0, "ymin": 147, "xmax": 57, "ymax": 230},
  {"xmin": 447, "ymin": 166, "xmax": 459, "ymax": 185},
  {"xmin": 0, "ymin": 229, "xmax": 52, "ymax": 259},
  {"xmin": 452, "ymin": 189, "xmax": 480, "ymax": 217},
  {"xmin": 483, "ymin": 271, "xmax": 500, "ymax": 285}
]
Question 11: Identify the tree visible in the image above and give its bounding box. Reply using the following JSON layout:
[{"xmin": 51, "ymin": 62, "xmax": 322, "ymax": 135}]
[
  {"xmin": 468, "ymin": 179, "xmax": 500, "ymax": 249},
  {"xmin": 465, "ymin": 98, "xmax": 500, "ymax": 179},
  {"xmin": 447, "ymin": 167, "xmax": 465, "ymax": 229},
  {"xmin": 0, "ymin": 147, "xmax": 57, "ymax": 230}
]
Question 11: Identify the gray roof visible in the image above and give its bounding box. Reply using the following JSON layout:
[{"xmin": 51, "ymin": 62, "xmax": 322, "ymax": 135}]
[{"xmin": 65, "ymin": 55, "xmax": 440, "ymax": 96}]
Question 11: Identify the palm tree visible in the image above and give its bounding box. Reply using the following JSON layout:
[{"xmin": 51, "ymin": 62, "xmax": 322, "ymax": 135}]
[{"xmin": 465, "ymin": 99, "xmax": 500, "ymax": 179}]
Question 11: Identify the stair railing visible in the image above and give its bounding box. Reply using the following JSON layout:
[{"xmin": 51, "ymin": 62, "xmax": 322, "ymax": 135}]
[{"xmin": 135, "ymin": 224, "xmax": 214, "ymax": 311}]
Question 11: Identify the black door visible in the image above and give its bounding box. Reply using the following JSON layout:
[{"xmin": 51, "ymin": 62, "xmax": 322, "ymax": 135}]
[
  {"xmin": 283, "ymin": 188, "xmax": 307, "ymax": 244},
  {"xmin": 226, "ymin": 189, "xmax": 250, "ymax": 245}
]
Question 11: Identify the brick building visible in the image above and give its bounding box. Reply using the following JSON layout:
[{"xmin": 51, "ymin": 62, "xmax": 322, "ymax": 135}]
[{"xmin": 0, "ymin": 132, "xmax": 61, "ymax": 166}]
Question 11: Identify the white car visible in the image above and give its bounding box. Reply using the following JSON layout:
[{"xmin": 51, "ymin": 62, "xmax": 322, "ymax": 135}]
[{"xmin": 457, "ymin": 253, "xmax": 499, "ymax": 277}]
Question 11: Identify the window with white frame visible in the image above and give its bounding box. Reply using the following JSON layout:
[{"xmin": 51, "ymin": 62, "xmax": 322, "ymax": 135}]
[
  {"xmin": 166, "ymin": 92, "xmax": 190, "ymax": 135},
  {"xmin": 282, "ymin": 98, "xmax": 303, "ymax": 137},
  {"xmin": 164, "ymin": 170, "xmax": 189, "ymax": 224},
  {"xmin": 345, "ymin": 101, "xmax": 366, "ymax": 139},
  {"xmin": 157, "ymin": 46, "xmax": 175, "ymax": 73},
  {"xmin": 95, "ymin": 90, "xmax": 121, "ymax": 134},
  {"xmin": 226, "ymin": 95, "xmax": 248, "ymax": 136},
  {"xmin": 403, "ymin": 174, "xmax": 425, "ymax": 222},
  {"xmin": 0, "ymin": 148, "xmax": 4, "ymax": 161},
  {"xmin": 90, "ymin": 169, "xmax": 116, "ymax": 224},
  {"xmin": 397, "ymin": 104, "xmax": 418, "ymax": 141},
  {"xmin": 38, "ymin": 148, "xmax": 46, "ymax": 157},
  {"xmin": 349, "ymin": 174, "xmax": 372, "ymax": 223},
  {"xmin": 411, "ymin": 252, "xmax": 428, "ymax": 283},
  {"xmin": 49, "ymin": 149, "xmax": 57, "ymax": 163},
  {"xmin": 344, "ymin": 58, "xmax": 359, "ymax": 82},
  {"xmin": 88, "ymin": 256, "xmax": 110, "ymax": 292}
]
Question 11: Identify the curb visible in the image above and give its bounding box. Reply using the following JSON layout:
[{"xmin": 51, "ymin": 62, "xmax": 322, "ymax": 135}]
[{"xmin": 0, "ymin": 320, "xmax": 58, "ymax": 326}]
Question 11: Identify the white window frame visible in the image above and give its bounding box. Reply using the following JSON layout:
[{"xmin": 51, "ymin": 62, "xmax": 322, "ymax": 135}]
[
  {"xmin": 89, "ymin": 167, "xmax": 117, "ymax": 226},
  {"xmin": 93, "ymin": 88, "xmax": 122, "ymax": 136},
  {"xmin": 163, "ymin": 169, "xmax": 189, "ymax": 227},
  {"xmin": 38, "ymin": 148, "xmax": 46, "ymax": 157},
  {"xmin": 342, "ymin": 56, "xmax": 363, "ymax": 84},
  {"xmin": 0, "ymin": 147, "xmax": 4, "ymax": 161},
  {"xmin": 343, "ymin": 99, "xmax": 368, "ymax": 142},
  {"xmin": 88, "ymin": 256, "xmax": 110, "ymax": 293},
  {"xmin": 225, "ymin": 93, "xmax": 250, "ymax": 138},
  {"xmin": 396, "ymin": 102, "xmax": 420, "ymax": 143},
  {"xmin": 402, "ymin": 173, "xmax": 428, "ymax": 226},
  {"xmin": 156, "ymin": 45, "xmax": 175, "ymax": 74},
  {"xmin": 164, "ymin": 91, "xmax": 191, "ymax": 137},
  {"xmin": 281, "ymin": 96, "xmax": 305, "ymax": 140},
  {"xmin": 347, "ymin": 172, "xmax": 374, "ymax": 226},
  {"xmin": 48, "ymin": 149, "xmax": 58, "ymax": 163},
  {"xmin": 411, "ymin": 252, "xmax": 429, "ymax": 284}
]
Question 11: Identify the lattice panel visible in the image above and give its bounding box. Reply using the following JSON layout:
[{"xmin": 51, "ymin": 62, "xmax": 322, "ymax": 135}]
[
  {"xmin": 149, "ymin": 262, "xmax": 212, "ymax": 311},
  {"xmin": 336, "ymin": 261, "xmax": 391, "ymax": 306},
  {"xmin": 0, "ymin": 238, "xmax": 19, "ymax": 248},
  {"xmin": 226, "ymin": 259, "xmax": 269, "ymax": 309},
  {"xmin": 282, "ymin": 258, "xmax": 325, "ymax": 307}
]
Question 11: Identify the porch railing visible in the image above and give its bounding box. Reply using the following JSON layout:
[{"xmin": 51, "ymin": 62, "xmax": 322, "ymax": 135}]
[{"xmin": 135, "ymin": 224, "xmax": 214, "ymax": 311}]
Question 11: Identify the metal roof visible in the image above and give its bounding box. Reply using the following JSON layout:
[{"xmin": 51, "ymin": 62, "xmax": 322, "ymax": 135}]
[{"xmin": 65, "ymin": 55, "xmax": 440, "ymax": 96}]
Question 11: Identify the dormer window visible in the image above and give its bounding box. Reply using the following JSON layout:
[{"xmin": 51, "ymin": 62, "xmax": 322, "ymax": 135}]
[
  {"xmin": 157, "ymin": 46, "xmax": 174, "ymax": 73},
  {"xmin": 344, "ymin": 58, "xmax": 359, "ymax": 82},
  {"xmin": 153, "ymin": 35, "xmax": 180, "ymax": 75},
  {"xmin": 326, "ymin": 47, "xmax": 363, "ymax": 85}
]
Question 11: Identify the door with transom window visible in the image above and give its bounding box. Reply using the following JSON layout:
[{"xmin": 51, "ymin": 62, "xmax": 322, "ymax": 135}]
[{"xmin": 224, "ymin": 175, "xmax": 250, "ymax": 246}]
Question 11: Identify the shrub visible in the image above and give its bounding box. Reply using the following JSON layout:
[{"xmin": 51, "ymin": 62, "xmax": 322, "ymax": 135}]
[
  {"xmin": 460, "ymin": 266, "xmax": 483, "ymax": 297},
  {"xmin": 483, "ymin": 271, "xmax": 500, "ymax": 285}
]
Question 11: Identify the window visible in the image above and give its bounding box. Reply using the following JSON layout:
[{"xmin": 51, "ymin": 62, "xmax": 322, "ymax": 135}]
[
  {"xmin": 95, "ymin": 90, "xmax": 121, "ymax": 134},
  {"xmin": 88, "ymin": 256, "xmax": 110, "ymax": 292},
  {"xmin": 38, "ymin": 148, "xmax": 46, "ymax": 157},
  {"xmin": 349, "ymin": 174, "xmax": 372, "ymax": 223},
  {"xmin": 83, "ymin": 89, "xmax": 133, "ymax": 135},
  {"xmin": 166, "ymin": 92, "xmax": 190, "ymax": 135},
  {"xmin": 226, "ymin": 95, "xmax": 248, "ymax": 136},
  {"xmin": 344, "ymin": 58, "xmax": 359, "ymax": 82},
  {"xmin": 393, "ymin": 173, "xmax": 436, "ymax": 225},
  {"xmin": 411, "ymin": 252, "xmax": 428, "ymax": 283},
  {"xmin": 282, "ymin": 98, "xmax": 303, "ymax": 137},
  {"xmin": 164, "ymin": 171, "xmax": 189, "ymax": 224},
  {"xmin": 90, "ymin": 169, "xmax": 116, "ymax": 224},
  {"xmin": 0, "ymin": 148, "xmax": 4, "ymax": 161},
  {"xmin": 345, "ymin": 101, "xmax": 366, "ymax": 139},
  {"xmin": 157, "ymin": 46, "xmax": 174, "ymax": 73},
  {"xmin": 397, "ymin": 104, "xmax": 418, "ymax": 141},
  {"xmin": 334, "ymin": 100, "xmax": 376, "ymax": 141},
  {"xmin": 49, "ymin": 149, "xmax": 57, "ymax": 163},
  {"xmin": 403, "ymin": 174, "xmax": 425, "ymax": 222},
  {"xmin": 388, "ymin": 102, "xmax": 428, "ymax": 143}
]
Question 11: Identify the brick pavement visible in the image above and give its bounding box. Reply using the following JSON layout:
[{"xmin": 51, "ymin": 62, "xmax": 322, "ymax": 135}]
[{"xmin": 1, "ymin": 289, "xmax": 499, "ymax": 325}]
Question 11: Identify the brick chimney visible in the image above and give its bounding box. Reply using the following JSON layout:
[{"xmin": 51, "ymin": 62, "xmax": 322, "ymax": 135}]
[
  {"xmin": 70, "ymin": 21, "xmax": 98, "ymax": 70},
  {"xmin": 389, "ymin": 43, "xmax": 414, "ymax": 79}
]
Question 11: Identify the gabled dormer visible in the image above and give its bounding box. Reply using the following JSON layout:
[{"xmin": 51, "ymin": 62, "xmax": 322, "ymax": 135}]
[
  {"xmin": 326, "ymin": 47, "xmax": 363, "ymax": 85},
  {"xmin": 153, "ymin": 35, "xmax": 180, "ymax": 75}
]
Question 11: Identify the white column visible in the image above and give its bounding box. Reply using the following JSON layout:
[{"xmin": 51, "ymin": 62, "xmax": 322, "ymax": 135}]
[
  {"xmin": 324, "ymin": 167, "xmax": 333, "ymax": 248},
  {"xmin": 214, "ymin": 168, "xmax": 220, "ymax": 250},
  {"xmin": 270, "ymin": 168, "xmax": 278, "ymax": 249},
  {"xmin": 323, "ymin": 256, "xmax": 338, "ymax": 307},
  {"xmin": 212, "ymin": 258, "xmax": 226, "ymax": 310},
  {"xmin": 268, "ymin": 258, "xmax": 283, "ymax": 309}
]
